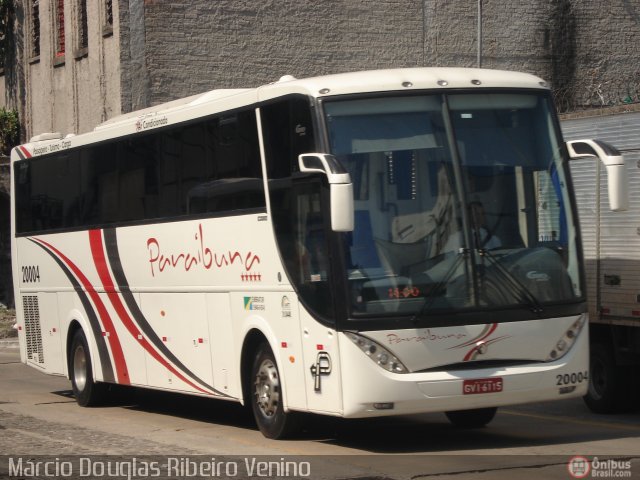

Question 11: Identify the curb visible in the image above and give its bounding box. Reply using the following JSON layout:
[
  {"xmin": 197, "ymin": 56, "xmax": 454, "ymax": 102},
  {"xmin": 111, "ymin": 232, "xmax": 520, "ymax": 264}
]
[{"xmin": 0, "ymin": 338, "xmax": 19, "ymax": 349}]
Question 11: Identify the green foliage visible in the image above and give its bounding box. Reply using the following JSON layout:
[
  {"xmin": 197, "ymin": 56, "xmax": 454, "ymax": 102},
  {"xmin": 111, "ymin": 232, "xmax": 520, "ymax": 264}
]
[{"xmin": 0, "ymin": 107, "xmax": 18, "ymax": 156}]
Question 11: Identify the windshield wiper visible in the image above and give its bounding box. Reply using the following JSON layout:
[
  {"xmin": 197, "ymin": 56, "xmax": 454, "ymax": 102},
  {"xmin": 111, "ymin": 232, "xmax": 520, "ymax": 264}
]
[{"xmin": 478, "ymin": 248, "xmax": 544, "ymax": 314}]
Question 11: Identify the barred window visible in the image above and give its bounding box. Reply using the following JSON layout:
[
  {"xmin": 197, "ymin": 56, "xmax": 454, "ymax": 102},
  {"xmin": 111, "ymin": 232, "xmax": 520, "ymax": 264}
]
[
  {"xmin": 55, "ymin": 0, "xmax": 65, "ymax": 56},
  {"xmin": 31, "ymin": 0, "xmax": 40, "ymax": 57},
  {"xmin": 105, "ymin": 0, "xmax": 113, "ymax": 27},
  {"xmin": 78, "ymin": 0, "xmax": 88, "ymax": 50}
]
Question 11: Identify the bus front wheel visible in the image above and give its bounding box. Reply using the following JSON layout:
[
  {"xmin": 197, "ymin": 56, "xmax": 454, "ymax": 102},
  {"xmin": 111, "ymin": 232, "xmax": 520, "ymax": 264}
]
[
  {"xmin": 250, "ymin": 343, "xmax": 299, "ymax": 439},
  {"xmin": 70, "ymin": 329, "xmax": 106, "ymax": 407},
  {"xmin": 445, "ymin": 407, "xmax": 497, "ymax": 428},
  {"xmin": 583, "ymin": 341, "xmax": 633, "ymax": 413}
]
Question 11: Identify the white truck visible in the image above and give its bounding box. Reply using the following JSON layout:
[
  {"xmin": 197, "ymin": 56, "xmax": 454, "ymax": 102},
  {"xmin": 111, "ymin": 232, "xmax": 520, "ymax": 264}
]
[{"xmin": 565, "ymin": 109, "xmax": 640, "ymax": 413}]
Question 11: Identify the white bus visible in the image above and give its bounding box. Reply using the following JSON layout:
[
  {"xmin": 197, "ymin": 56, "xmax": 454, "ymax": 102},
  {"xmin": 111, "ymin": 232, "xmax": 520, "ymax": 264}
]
[{"xmin": 10, "ymin": 68, "xmax": 627, "ymax": 439}]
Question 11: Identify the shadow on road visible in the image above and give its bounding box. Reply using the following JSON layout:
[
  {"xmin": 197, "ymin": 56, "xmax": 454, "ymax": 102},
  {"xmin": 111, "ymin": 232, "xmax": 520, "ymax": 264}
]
[{"xmin": 87, "ymin": 386, "xmax": 640, "ymax": 453}]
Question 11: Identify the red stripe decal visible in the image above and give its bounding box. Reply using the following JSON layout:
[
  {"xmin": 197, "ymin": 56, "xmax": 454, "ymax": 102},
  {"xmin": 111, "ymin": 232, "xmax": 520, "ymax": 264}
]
[
  {"xmin": 89, "ymin": 229, "xmax": 210, "ymax": 394},
  {"xmin": 451, "ymin": 323, "xmax": 499, "ymax": 350},
  {"xmin": 19, "ymin": 146, "xmax": 32, "ymax": 158},
  {"xmin": 463, "ymin": 335, "xmax": 511, "ymax": 362},
  {"xmin": 476, "ymin": 323, "xmax": 498, "ymax": 343},
  {"xmin": 33, "ymin": 237, "xmax": 129, "ymax": 384}
]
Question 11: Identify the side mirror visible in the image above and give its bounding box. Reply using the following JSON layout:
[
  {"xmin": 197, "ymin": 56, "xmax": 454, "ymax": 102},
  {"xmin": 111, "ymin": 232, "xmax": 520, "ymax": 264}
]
[
  {"xmin": 567, "ymin": 139, "xmax": 628, "ymax": 212},
  {"xmin": 298, "ymin": 153, "xmax": 354, "ymax": 232}
]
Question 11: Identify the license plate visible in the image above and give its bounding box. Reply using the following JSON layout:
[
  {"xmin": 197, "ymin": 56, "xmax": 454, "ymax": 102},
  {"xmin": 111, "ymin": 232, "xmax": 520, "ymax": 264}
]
[{"xmin": 463, "ymin": 377, "xmax": 503, "ymax": 395}]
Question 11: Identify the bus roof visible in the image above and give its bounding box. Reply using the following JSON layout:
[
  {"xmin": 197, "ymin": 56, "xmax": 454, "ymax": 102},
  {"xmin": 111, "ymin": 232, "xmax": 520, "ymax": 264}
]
[
  {"xmin": 13, "ymin": 67, "xmax": 548, "ymax": 160},
  {"xmin": 258, "ymin": 67, "xmax": 547, "ymax": 101}
]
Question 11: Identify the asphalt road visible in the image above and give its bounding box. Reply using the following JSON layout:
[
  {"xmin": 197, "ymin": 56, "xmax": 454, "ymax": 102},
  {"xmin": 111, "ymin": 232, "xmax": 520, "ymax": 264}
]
[{"xmin": 0, "ymin": 346, "xmax": 639, "ymax": 479}]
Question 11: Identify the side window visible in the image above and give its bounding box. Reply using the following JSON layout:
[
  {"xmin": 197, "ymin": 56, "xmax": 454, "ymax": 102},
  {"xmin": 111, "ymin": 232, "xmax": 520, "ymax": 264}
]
[
  {"xmin": 15, "ymin": 110, "xmax": 265, "ymax": 234},
  {"xmin": 261, "ymin": 96, "xmax": 316, "ymax": 180},
  {"xmin": 118, "ymin": 135, "xmax": 158, "ymax": 222},
  {"xmin": 79, "ymin": 143, "xmax": 118, "ymax": 226},
  {"xmin": 14, "ymin": 161, "xmax": 32, "ymax": 233},
  {"xmin": 187, "ymin": 110, "xmax": 265, "ymax": 215},
  {"xmin": 15, "ymin": 153, "xmax": 81, "ymax": 232},
  {"xmin": 179, "ymin": 122, "xmax": 207, "ymax": 213}
]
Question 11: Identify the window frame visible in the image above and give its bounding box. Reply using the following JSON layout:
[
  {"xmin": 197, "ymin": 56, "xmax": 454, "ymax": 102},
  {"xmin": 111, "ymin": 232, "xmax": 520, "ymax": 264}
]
[
  {"xmin": 54, "ymin": 0, "xmax": 65, "ymax": 59},
  {"xmin": 75, "ymin": 0, "xmax": 88, "ymax": 57}
]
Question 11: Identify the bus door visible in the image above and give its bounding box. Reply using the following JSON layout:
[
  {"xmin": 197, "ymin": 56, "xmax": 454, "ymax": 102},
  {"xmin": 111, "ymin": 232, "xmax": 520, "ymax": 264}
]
[{"xmin": 290, "ymin": 176, "xmax": 344, "ymax": 415}]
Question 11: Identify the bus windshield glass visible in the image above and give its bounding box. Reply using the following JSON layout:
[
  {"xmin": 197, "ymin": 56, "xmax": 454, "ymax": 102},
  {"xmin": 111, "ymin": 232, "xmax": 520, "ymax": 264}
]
[{"xmin": 323, "ymin": 92, "xmax": 582, "ymax": 319}]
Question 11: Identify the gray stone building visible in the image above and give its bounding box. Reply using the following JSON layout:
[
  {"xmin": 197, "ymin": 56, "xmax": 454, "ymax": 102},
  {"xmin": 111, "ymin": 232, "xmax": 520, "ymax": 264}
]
[
  {"xmin": 0, "ymin": 0, "xmax": 638, "ymax": 306},
  {"xmin": 4, "ymin": 0, "xmax": 640, "ymax": 138}
]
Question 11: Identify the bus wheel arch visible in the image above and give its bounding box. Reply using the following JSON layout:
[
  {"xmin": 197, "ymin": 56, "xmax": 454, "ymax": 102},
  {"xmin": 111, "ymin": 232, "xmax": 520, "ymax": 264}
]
[
  {"xmin": 66, "ymin": 320, "xmax": 83, "ymax": 379},
  {"xmin": 240, "ymin": 329, "xmax": 299, "ymax": 439},
  {"xmin": 67, "ymin": 326, "xmax": 106, "ymax": 407},
  {"xmin": 240, "ymin": 329, "xmax": 269, "ymax": 407}
]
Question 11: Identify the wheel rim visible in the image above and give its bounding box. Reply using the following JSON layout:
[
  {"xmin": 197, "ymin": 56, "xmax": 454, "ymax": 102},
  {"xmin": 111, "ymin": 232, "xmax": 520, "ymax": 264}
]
[
  {"xmin": 73, "ymin": 344, "xmax": 88, "ymax": 392},
  {"xmin": 589, "ymin": 357, "xmax": 606, "ymax": 400},
  {"xmin": 254, "ymin": 358, "xmax": 280, "ymax": 418}
]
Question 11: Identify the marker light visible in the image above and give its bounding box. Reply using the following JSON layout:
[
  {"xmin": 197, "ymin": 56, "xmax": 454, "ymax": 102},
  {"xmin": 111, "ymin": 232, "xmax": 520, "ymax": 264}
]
[
  {"xmin": 546, "ymin": 314, "xmax": 587, "ymax": 362},
  {"xmin": 346, "ymin": 332, "xmax": 408, "ymax": 373}
]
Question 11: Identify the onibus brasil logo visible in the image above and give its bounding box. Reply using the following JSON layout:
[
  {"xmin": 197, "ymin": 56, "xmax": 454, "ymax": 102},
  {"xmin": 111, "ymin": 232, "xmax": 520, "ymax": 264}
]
[{"xmin": 568, "ymin": 456, "xmax": 632, "ymax": 478}]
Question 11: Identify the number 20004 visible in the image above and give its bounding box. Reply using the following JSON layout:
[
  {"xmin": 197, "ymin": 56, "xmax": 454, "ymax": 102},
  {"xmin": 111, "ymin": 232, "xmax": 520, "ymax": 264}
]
[
  {"xmin": 556, "ymin": 371, "xmax": 588, "ymax": 386},
  {"xmin": 22, "ymin": 265, "xmax": 40, "ymax": 283}
]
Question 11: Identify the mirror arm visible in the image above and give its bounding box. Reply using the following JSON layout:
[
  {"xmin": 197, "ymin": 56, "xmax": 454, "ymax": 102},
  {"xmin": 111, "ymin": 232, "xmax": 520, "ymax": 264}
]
[
  {"xmin": 567, "ymin": 139, "xmax": 628, "ymax": 212},
  {"xmin": 298, "ymin": 153, "xmax": 355, "ymax": 231}
]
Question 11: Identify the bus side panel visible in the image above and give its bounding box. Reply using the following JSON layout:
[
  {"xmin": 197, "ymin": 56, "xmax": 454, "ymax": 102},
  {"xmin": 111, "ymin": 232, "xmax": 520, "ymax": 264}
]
[
  {"xmin": 40, "ymin": 293, "xmax": 63, "ymax": 374},
  {"xmin": 139, "ymin": 292, "xmax": 214, "ymax": 393},
  {"xmin": 273, "ymin": 292, "xmax": 307, "ymax": 411},
  {"xmin": 207, "ymin": 293, "xmax": 238, "ymax": 398},
  {"xmin": 103, "ymin": 290, "xmax": 148, "ymax": 386},
  {"xmin": 299, "ymin": 306, "xmax": 343, "ymax": 415},
  {"xmin": 15, "ymin": 237, "xmax": 76, "ymax": 374},
  {"xmin": 231, "ymin": 291, "xmax": 309, "ymax": 411}
]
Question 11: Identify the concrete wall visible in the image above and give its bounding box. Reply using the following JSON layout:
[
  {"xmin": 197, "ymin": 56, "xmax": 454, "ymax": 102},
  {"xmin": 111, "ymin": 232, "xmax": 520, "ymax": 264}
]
[
  {"xmin": 422, "ymin": 0, "xmax": 640, "ymax": 111},
  {"xmin": 112, "ymin": 0, "xmax": 640, "ymax": 113},
  {"xmin": 8, "ymin": 0, "xmax": 640, "ymax": 131},
  {"xmin": 123, "ymin": 0, "xmax": 426, "ymax": 111},
  {"xmin": 23, "ymin": 0, "xmax": 122, "ymax": 139}
]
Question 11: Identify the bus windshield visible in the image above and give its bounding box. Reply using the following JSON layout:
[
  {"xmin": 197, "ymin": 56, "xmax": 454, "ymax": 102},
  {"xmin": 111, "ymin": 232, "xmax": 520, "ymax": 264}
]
[{"xmin": 323, "ymin": 92, "xmax": 582, "ymax": 319}]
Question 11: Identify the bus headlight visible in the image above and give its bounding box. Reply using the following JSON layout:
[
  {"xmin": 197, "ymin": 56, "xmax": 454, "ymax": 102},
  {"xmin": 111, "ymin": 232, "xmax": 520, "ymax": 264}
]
[
  {"xmin": 546, "ymin": 314, "xmax": 587, "ymax": 362},
  {"xmin": 345, "ymin": 332, "xmax": 408, "ymax": 373}
]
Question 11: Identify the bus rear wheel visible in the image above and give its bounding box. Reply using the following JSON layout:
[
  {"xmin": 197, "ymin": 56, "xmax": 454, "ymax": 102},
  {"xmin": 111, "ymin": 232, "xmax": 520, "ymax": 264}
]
[
  {"xmin": 250, "ymin": 343, "xmax": 299, "ymax": 439},
  {"xmin": 70, "ymin": 329, "xmax": 106, "ymax": 407},
  {"xmin": 445, "ymin": 407, "xmax": 497, "ymax": 428}
]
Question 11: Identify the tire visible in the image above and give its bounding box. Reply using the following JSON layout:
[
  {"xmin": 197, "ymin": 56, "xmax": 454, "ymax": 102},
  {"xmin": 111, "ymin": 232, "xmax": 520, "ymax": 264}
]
[
  {"xmin": 445, "ymin": 407, "xmax": 497, "ymax": 428},
  {"xmin": 584, "ymin": 342, "xmax": 633, "ymax": 413},
  {"xmin": 250, "ymin": 343, "xmax": 299, "ymax": 439},
  {"xmin": 70, "ymin": 329, "xmax": 107, "ymax": 407}
]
